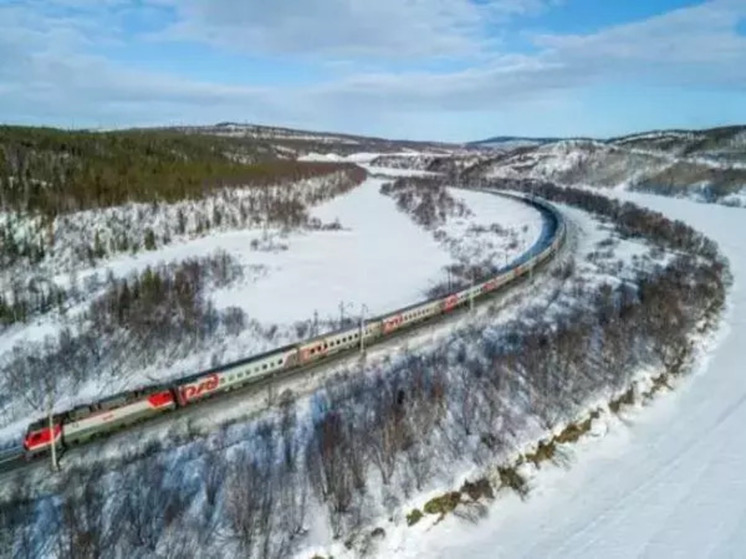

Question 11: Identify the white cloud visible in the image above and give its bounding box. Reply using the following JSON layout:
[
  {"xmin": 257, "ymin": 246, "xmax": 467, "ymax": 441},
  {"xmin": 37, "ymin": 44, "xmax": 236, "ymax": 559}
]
[
  {"xmin": 152, "ymin": 0, "xmax": 554, "ymax": 59},
  {"xmin": 532, "ymin": 0, "xmax": 746, "ymax": 86},
  {"xmin": 0, "ymin": 0, "xmax": 745, "ymax": 137}
]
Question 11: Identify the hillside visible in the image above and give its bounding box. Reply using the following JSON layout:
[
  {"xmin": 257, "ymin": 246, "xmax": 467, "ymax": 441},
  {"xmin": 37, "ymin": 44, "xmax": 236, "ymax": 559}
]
[
  {"xmin": 463, "ymin": 126, "xmax": 746, "ymax": 205},
  {"xmin": 170, "ymin": 122, "xmax": 466, "ymax": 158},
  {"xmin": 0, "ymin": 126, "xmax": 367, "ymax": 216}
]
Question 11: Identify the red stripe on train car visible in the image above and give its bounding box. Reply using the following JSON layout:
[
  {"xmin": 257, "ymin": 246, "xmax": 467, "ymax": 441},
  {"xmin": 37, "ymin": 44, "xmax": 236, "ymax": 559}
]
[
  {"xmin": 23, "ymin": 424, "xmax": 62, "ymax": 452},
  {"xmin": 147, "ymin": 390, "xmax": 175, "ymax": 408}
]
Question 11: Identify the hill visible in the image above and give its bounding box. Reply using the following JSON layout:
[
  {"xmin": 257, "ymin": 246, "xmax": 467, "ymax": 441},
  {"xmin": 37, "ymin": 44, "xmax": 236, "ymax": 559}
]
[{"xmin": 463, "ymin": 125, "xmax": 746, "ymax": 205}]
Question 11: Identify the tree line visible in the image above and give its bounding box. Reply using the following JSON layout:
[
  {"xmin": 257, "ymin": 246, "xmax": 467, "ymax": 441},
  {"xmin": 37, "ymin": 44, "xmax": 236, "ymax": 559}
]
[{"xmin": 380, "ymin": 177, "xmax": 472, "ymax": 230}]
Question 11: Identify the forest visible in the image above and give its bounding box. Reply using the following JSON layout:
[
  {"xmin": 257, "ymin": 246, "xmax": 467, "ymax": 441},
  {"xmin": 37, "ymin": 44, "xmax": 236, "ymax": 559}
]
[{"xmin": 0, "ymin": 126, "xmax": 360, "ymax": 217}]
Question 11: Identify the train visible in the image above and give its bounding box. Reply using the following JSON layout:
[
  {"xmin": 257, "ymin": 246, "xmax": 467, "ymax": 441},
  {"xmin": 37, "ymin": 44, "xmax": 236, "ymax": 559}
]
[{"xmin": 22, "ymin": 192, "xmax": 565, "ymax": 459}]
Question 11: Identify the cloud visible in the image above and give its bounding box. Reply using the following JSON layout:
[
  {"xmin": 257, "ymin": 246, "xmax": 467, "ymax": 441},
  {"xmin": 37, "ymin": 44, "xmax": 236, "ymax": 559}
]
[
  {"xmin": 531, "ymin": 0, "xmax": 746, "ymax": 87},
  {"xmin": 0, "ymin": 0, "xmax": 744, "ymax": 137},
  {"xmin": 310, "ymin": 0, "xmax": 746, "ymax": 111},
  {"xmin": 152, "ymin": 0, "xmax": 554, "ymax": 59},
  {"xmin": 0, "ymin": 1, "xmax": 297, "ymax": 125}
]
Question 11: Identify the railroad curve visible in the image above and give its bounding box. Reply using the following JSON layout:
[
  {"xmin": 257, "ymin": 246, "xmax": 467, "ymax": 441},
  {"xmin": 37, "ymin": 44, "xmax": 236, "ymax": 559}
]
[{"xmin": 0, "ymin": 189, "xmax": 566, "ymax": 476}]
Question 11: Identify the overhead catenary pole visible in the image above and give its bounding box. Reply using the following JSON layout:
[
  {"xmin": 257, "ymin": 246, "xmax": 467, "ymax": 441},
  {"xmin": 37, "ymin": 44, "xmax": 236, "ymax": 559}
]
[
  {"xmin": 339, "ymin": 300, "xmax": 353, "ymax": 328},
  {"xmin": 470, "ymin": 269, "xmax": 475, "ymax": 313},
  {"xmin": 359, "ymin": 303, "xmax": 368, "ymax": 355},
  {"xmin": 47, "ymin": 389, "xmax": 58, "ymax": 472}
]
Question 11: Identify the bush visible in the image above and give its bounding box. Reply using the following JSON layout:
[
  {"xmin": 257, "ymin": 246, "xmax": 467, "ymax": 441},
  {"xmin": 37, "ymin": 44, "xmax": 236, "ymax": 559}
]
[
  {"xmin": 423, "ymin": 492, "xmax": 462, "ymax": 516},
  {"xmin": 498, "ymin": 467, "xmax": 528, "ymax": 497},
  {"xmin": 406, "ymin": 508, "xmax": 424, "ymax": 526}
]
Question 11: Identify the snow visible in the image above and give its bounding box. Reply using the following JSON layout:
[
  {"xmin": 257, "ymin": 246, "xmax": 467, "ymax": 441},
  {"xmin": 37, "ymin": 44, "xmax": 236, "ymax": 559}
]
[
  {"xmin": 719, "ymin": 187, "xmax": 746, "ymax": 208},
  {"xmin": 299, "ymin": 151, "xmax": 444, "ymax": 164},
  {"xmin": 480, "ymin": 139, "xmax": 746, "ymax": 202},
  {"xmin": 3, "ymin": 183, "xmax": 676, "ymax": 559},
  {"xmin": 211, "ymin": 178, "xmax": 454, "ymax": 323},
  {"xmin": 440, "ymin": 188, "xmax": 544, "ymax": 268},
  {"xmin": 364, "ymin": 166, "xmax": 440, "ymax": 177},
  {"xmin": 0, "ymin": 177, "xmax": 544, "ymax": 443},
  {"xmin": 375, "ymin": 193, "xmax": 746, "ymax": 559}
]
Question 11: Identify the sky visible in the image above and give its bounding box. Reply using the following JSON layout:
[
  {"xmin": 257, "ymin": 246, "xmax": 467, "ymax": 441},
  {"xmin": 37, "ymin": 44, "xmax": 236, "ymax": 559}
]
[{"xmin": 0, "ymin": 0, "xmax": 745, "ymax": 142}]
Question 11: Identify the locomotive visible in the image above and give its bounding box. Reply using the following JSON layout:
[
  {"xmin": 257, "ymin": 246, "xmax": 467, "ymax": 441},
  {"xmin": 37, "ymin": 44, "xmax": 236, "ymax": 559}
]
[{"xmin": 22, "ymin": 193, "xmax": 565, "ymax": 459}]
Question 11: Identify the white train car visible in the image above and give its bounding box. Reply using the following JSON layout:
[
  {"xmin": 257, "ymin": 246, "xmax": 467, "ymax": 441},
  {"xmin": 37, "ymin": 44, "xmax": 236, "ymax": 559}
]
[
  {"xmin": 176, "ymin": 345, "xmax": 300, "ymax": 406},
  {"xmin": 63, "ymin": 390, "xmax": 175, "ymax": 445},
  {"xmin": 377, "ymin": 298, "xmax": 441, "ymax": 336},
  {"xmin": 297, "ymin": 319, "xmax": 384, "ymax": 364}
]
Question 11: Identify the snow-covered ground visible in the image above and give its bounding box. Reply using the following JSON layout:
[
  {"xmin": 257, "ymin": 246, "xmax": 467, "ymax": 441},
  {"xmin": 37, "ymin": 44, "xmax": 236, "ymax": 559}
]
[
  {"xmin": 373, "ymin": 193, "xmax": 746, "ymax": 559},
  {"xmin": 299, "ymin": 150, "xmax": 441, "ymax": 177},
  {"xmin": 1, "ymin": 171, "xmax": 686, "ymax": 559},
  {"xmin": 299, "ymin": 151, "xmax": 444, "ymax": 164},
  {"xmin": 0, "ymin": 176, "xmax": 543, "ymax": 444},
  {"xmin": 211, "ymin": 177, "xmax": 451, "ymax": 324}
]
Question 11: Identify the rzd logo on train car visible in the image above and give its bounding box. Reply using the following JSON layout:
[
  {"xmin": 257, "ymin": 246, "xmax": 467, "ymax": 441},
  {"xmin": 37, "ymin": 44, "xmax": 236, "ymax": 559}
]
[
  {"xmin": 481, "ymin": 279, "xmax": 498, "ymax": 293},
  {"xmin": 443, "ymin": 294, "xmax": 459, "ymax": 311},
  {"xmin": 179, "ymin": 373, "xmax": 220, "ymax": 404},
  {"xmin": 383, "ymin": 314, "xmax": 403, "ymax": 333}
]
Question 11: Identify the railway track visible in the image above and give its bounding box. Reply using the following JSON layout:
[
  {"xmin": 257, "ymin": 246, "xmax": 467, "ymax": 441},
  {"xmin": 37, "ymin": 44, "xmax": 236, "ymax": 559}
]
[{"xmin": 0, "ymin": 189, "xmax": 566, "ymax": 479}]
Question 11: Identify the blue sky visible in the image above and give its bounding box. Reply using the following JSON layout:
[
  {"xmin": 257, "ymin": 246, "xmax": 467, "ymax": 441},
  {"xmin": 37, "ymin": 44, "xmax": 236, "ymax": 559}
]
[{"xmin": 1, "ymin": 0, "xmax": 745, "ymax": 141}]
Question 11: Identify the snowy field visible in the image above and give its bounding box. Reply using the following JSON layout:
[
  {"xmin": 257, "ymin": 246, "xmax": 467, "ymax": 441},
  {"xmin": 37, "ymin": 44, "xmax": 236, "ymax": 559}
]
[
  {"xmin": 0, "ymin": 173, "xmax": 543, "ymax": 444},
  {"xmin": 368, "ymin": 193, "xmax": 746, "ymax": 559},
  {"xmin": 211, "ymin": 180, "xmax": 543, "ymax": 324},
  {"xmin": 299, "ymin": 150, "xmax": 441, "ymax": 177}
]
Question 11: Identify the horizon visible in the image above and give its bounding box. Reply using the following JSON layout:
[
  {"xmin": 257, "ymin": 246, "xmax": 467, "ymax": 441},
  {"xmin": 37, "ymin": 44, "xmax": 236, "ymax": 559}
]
[
  {"xmin": 2, "ymin": 0, "xmax": 746, "ymax": 142},
  {"xmin": 1, "ymin": 120, "xmax": 742, "ymax": 145}
]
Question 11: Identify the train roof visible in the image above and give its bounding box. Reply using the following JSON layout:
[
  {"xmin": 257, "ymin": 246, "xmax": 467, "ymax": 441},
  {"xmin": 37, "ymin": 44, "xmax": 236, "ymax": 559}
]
[{"xmin": 174, "ymin": 341, "xmax": 300, "ymax": 385}]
